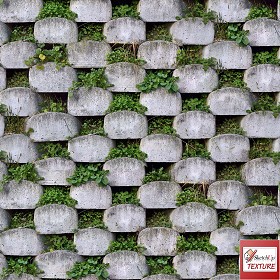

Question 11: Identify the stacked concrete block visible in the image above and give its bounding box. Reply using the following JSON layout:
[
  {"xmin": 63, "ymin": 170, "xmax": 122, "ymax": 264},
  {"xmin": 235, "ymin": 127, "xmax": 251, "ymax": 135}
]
[
  {"xmin": 0, "ymin": 67, "xmax": 6, "ymax": 91},
  {"xmin": 0, "ymin": 22, "xmax": 10, "ymax": 46}
]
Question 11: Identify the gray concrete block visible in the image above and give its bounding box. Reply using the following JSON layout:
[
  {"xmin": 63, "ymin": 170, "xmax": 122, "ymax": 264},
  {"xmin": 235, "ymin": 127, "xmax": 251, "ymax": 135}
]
[
  {"xmin": 272, "ymin": 138, "xmax": 280, "ymax": 152},
  {"xmin": 34, "ymin": 204, "xmax": 78, "ymax": 234},
  {"xmin": 138, "ymin": 227, "xmax": 179, "ymax": 256},
  {"xmin": 0, "ymin": 134, "xmax": 39, "ymax": 163},
  {"xmin": 0, "ymin": 254, "xmax": 7, "ymax": 273},
  {"xmin": 0, "ymin": 22, "xmax": 10, "ymax": 46},
  {"xmin": 0, "ymin": 228, "xmax": 44, "ymax": 256},
  {"xmin": 70, "ymin": 182, "xmax": 112, "ymax": 209},
  {"xmin": 170, "ymin": 158, "xmax": 216, "ymax": 184},
  {"xmin": 0, "ymin": 208, "xmax": 10, "ymax": 231},
  {"xmin": 35, "ymin": 158, "xmax": 76, "ymax": 186},
  {"xmin": 207, "ymin": 134, "xmax": 250, "ymax": 162},
  {"xmin": 74, "ymin": 228, "xmax": 114, "ymax": 255},
  {"xmin": 35, "ymin": 251, "xmax": 83, "ymax": 279},
  {"xmin": 0, "ymin": 115, "xmax": 3, "ymax": 137},
  {"xmin": 210, "ymin": 275, "xmax": 239, "ymax": 280},
  {"xmin": 67, "ymin": 41, "xmax": 111, "ymax": 68},
  {"xmin": 26, "ymin": 112, "xmax": 80, "ymax": 142},
  {"xmin": 170, "ymin": 202, "xmax": 218, "ymax": 232},
  {"xmin": 6, "ymin": 274, "xmax": 41, "ymax": 280},
  {"xmin": 140, "ymin": 134, "xmax": 182, "ymax": 162},
  {"xmin": 0, "ymin": 180, "xmax": 43, "ymax": 209},
  {"xmin": 70, "ymin": 0, "xmax": 112, "ymax": 22},
  {"xmin": 104, "ymin": 111, "xmax": 148, "ymax": 139},
  {"xmin": 173, "ymin": 65, "xmax": 218, "ymax": 93},
  {"xmin": 140, "ymin": 89, "xmax": 182, "ymax": 116},
  {"xmin": 170, "ymin": 18, "xmax": 214, "ymax": 46},
  {"xmin": 105, "ymin": 62, "xmax": 145, "ymax": 92},
  {"xmin": 138, "ymin": 181, "xmax": 181, "ymax": 209},
  {"xmin": 236, "ymin": 205, "xmax": 280, "ymax": 235},
  {"xmin": 104, "ymin": 18, "xmax": 146, "ymax": 44},
  {"xmin": 104, "ymin": 204, "xmax": 146, "ymax": 232},
  {"xmin": 207, "ymin": 181, "xmax": 250, "ymax": 210},
  {"xmin": 173, "ymin": 251, "xmax": 216, "ymax": 279},
  {"xmin": 0, "ymin": 162, "xmax": 7, "ymax": 181},
  {"xmin": 138, "ymin": 41, "xmax": 179, "ymax": 69},
  {"xmin": 29, "ymin": 62, "xmax": 77, "ymax": 92},
  {"xmin": 143, "ymin": 275, "xmax": 180, "ymax": 280},
  {"xmin": 0, "ymin": 67, "xmax": 6, "ymax": 91},
  {"xmin": 103, "ymin": 251, "xmax": 149, "ymax": 279}
]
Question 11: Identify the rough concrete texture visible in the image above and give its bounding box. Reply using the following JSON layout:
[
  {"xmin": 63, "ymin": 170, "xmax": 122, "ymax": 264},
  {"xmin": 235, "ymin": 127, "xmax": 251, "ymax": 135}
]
[
  {"xmin": 138, "ymin": 41, "xmax": 179, "ymax": 69},
  {"xmin": 143, "ymin": 275, "xmax": 180, "ymax": 280},
  {"xmin": 6, "ymin": 274, "xmax": 41, "ymax": 280},
  {"xmin": 210, "ymin": 275, "xmax": 239, "ymax": 280},
  {"xmin": 138, "ymin": 227, "xmax": 179, "ymax": 256},
  {"xmin": 104, "ymin": 204, "xmax": 146, "ymax": 232},
  {"xmin": 103, "ymin": 251, "xmax": 149, "ymax": 279},
  {"xmin": 0, "ymin": 162, "xmax": 7, "ymax": 181},
  {"xmin": 34, "ymin": 204, "xmax": 78, "ymax": 234},
  {"xmin": 0, "ymin": 208, "xmax": 10, "ymax": 231},
  {"xmin": 138, "ymin": 181, "xmax": 181, "ymax": 209},
  {"xmin": 170, "ymin": 18, "xmax": 214, "ymax": 45},
  {"xmin": 0, "ymin": 22, "xmax": 10, "ymax": 46},
  {"xmin": 0, "ymin": 116, "xmax": 3, "ymax": 137},
  {"xmin": 104, "ymin": 18, "xmax": 146, "ymax": 44},
  {"xmin": 272, "ymin": 138, "xmax": 280, "ymax": 152},
  {"xmin": 0, "ymin": 67, "xmax": 6, "ymax": 91}
]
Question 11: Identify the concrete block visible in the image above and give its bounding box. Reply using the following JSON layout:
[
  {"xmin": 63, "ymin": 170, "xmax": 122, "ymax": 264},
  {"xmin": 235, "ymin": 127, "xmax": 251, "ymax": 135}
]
[
  {"xmin": 140, "ymin": 89, "xmax": 182, "ymax": 116},
  {"xmin": 202, "ymin": 41, "xmax": 252, "ymax": 69},
  {"xmin": 0, "ymin": 0, "xmax": 43, "ymax": 22},
  {"xmin": 104, "ymin": 111, "xmax": 148, "ymax": 139},
  {"xmin": 105, "ymin": 62, "xmax": 145, "ymax": 92},
  {"xmin": 104, "ymin": 18, "xmax": 145, "ymax": 44},
  {"xmin": 104, "ymin": 204, "xmax": 146, "ymax": 232},
  {"xmin": 6, "ymin": 274, "xmax": 41, "ymax": 280},
  {"xmin": 272, "ymin": 138, "xmax": 280, "ymax": 152},
  {"xmin": 207, "ymin": 181, "xmax": 250, "ymax": 210},
  {"xmin": 243, "ymin": 18, "xmax": 280, "ymax": 46},
  {"xmin": 210, "ymin": 275, "xmax": 239, "ymax": 280},
  {"xmin": 70, "ymin": 182, "xmax": 112, "ymax": 209},
  {"xmin": 236, "ymin": 205, "xmax": 280, "ymax": 234},
  {"xmin": 34, "ymin": 204, "xmax": 78, "ymax": 234},
  {"xmin": 138, "ymin": 227, "xmax": 179, "ymax": 256},
  {"xmin": 137, "ymin": 41, "xmax": 179, "ymax": 69},
  {"xmin": 170, "ymin": 158, "xmax": 216, "ymax": 184},
  {"xmin": 140, "ymin": 134, "xmax": 182, "ymax": 162},
  {"xmin": 170, "ymin": 18, "xmax": 214, "ymax": 46},
  {"xmin": 0, "ymin": 134, "xmax": 39, "ymax": 163},
  {"xmin": 0, "ymin": 67, "xmax": 6, "ymax": 91},
  {"xmin": 173, "ymin": 112, "xmax": 216, "ymax": 139},
  {"xmin": 29, "ymin": 62, "xmax": 77, "ymax": 92},
  {"xmin": 143, "ymin": 276, "xmax": 179, "ymax": 280},
  {"xmin": 173, "ymin": 65, "xmax": 218, "ymax": 93},
  {"xmin": 67, "ymin": 41, "xmax": 111, "ymax": 68},
  {"xmin": 0, "ymin": 22, "xmax": 10, "ymax": 46},
  {"xmin": 0, "ymin": 162, "xmax": 7, "ymax": 181},
  {"xmin": 138, "ymin": 181, "xmax": 181, "ymax": 209},
  {"xmin": 0, "ymin": 115, "xmax": 3, "ymax": 137},
  {"xmin": 278, "ymin": 1, "xmax": 280, "ymax": 20},
  {"xmin": 70, "ymin": 0, "xmax": 112, "ymax": 22},
  {"xmin": 0, "ymin": 180, "xmax": 43, "ymax": 209},
  {"xmin": 0, "ymin": 208, "xmax": 10, "ymax": 231},
  {"xmin": 26, "ymin": 112, "xmax": 80, "ymax": 142},
  {"xmin": 35, "ymin": 251, "xmax": 83, "ymax": 279},
  {"xmin": 35, "ymin": 158, "xmax": 76, "ymax": 186},
  {"xmin": 170, "ymin": 202, "xmax": 218, "ymax": 232},
  {"xmin": 0, "ymin": 228, "xmax": 44, "ymax": 256},
  {"xmin": 173, "ymin": 251, "xmax": 216, "ymax": 279},
  {"xmin": 103, "ymin": 251, "xmax": 149, "ymax": 279},
  {"xmin": 74, "ymin": 228, "xmax": 114, "ymax": 255}
]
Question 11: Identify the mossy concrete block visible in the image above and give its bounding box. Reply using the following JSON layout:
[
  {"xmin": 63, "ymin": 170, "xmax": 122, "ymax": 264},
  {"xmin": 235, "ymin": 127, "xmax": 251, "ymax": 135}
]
[
  {"xmin": 0, "ymin": 254, "xmax": 6, "ymax": 273},
  {"xmin": 29, "ymin": 62, "xmax": 77, "ymax": 92},
  {"xmin": 6, "ymin": 274, "xmax": 41, "ymax": 280},
  {"xmin": 140, "ymin": 134, "xmax": 182, "ymax": 162},
  {"xmin": 105, "ymin": 62, "xmax": 145, "ymax": 92},
  {"xmin": 138, "ymin": 227, "xmax": 179, "ymax": 256},
  {"xmin": 170, "ymin": 158, "xmax": 216, "ymax": 184},
  {"xmin": 70, "ymin": 182, "xmax": 112, "ymax": 209},
  {"xmin": 104, "ymin": 18, "xmax": 145, "ymax": 44},
  {"xmin": 104, "ymin": 204, "xmax": 146, "ymax": 232},
  {"xmin": 26, "ymin": 112, "xmax": 80, "ymax": 142},
  {"xmin": 210, "ymin": 275, "xmax": 239, "ymax": 280},
  {"xmin": 170, "ymin": 202, "xmax": 218, "ymax": 232},
  {"xmin": 35, "ymin": 251, "xmax": 83, "ymax": 279},
  {"xmin": 173, "ymin": 65, "xmax": 218, "ymax": 93},
  {"xmin": 68, "ymin": 135, "xmax": 115, "ymax": 162},
  {"xmin": 0, "ymin": 208, "xmax": 10, "ymax": 231},
  {"xmin": 207, "ymin": 180, "xmax": 250, "ymax": 210},
  {"xmin": 70, "ymin": 0, "xmax": 112, "ymax": 22},
  {"xmin": 0, "ymin": 228, "xmax": 44, "ymax": 256},
  {"xmin": 103, "ymin": 251, "xmax": 149, "ymax": 279},
  {"xmin": 0, "ymin": 162, "xmax": 7, "ymax": 181},
  {"xmin": 202, "ymin": 41, "xmax": 252, "ymax": 69},
  {"xmin": 173, "ymin": 251, "xmax": 216, "ymax": 279},
  {"xmin": 74, "ymin": 228, "xmax": 114, "ymax": 255},
  {"xmin": 207, "ymin": 134, "xmax": 250, "ymax": 162},
  {"xmin": 236, "ymin": 206, "xmax": 280, "ymax": 235},
  {"xmin": 0, "ymin": 22, "xmax": 10, "ymax": 46},
  {"xmin": 35, "ymin": 204, "xmax": 78, "ymax": 234},
  {"xmin": 0, "ymin": 180, "xmax": 43, "ymax": 209},
  {"xmin": 104, "ymin": 111, "xmax": 148, "ymax": 139},
  {"xmin": 138, "ymin": 181, "xmax": 181, "ymax": 209},
  {"xmin": 67, "ymin": 41, "xmax": 111, "ymax": 68},
  {"xmin": 138, "ymin": 41, "xmax": 179, "ymax": 69},
  {"xmin": 143, "ymin": 275, "xmax": 180, "ymax": 280},
  {"xmin": 0, "ymin": 67, "xmax": 6, "ymax": 91}
]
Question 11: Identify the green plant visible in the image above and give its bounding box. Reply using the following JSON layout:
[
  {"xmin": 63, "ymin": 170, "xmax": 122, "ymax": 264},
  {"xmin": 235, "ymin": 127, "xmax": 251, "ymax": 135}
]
[
  {"xmin": 39, "ymin": 96, "xmax": 67, "ymax": 113},
  {"xmin": 216, "ymin": 118, "xmax": 244, "ymax": 135},
  {"xmin": 248, "ymin": 190, "xmax": 277, "ymax": 207},
  {"xmin": 78, "ymin": 23, "xmax": 105, "ymax": 41},
  {"xmin": 226, "ymin": 24, "xmax": 249, "ymax": 46},
  {"xmin": 0, "ymin": 150, "xmax": 7, "ymax": 162},
  {"xmin": 182, "ymin": 140, "xmax": 211, "ymax": 159},
  {"xmin": 146, "ymin": 257, "xmax": 176, "ymax": 275},
  {"xmin": 44, "ymin": 235, "xmax": 76, "ymax": 252},
  {"xmin": 136, "ymin": 70, "xmax": 179, "ymax": 93},
  {"xmin": 146, "ymin": 24, "xmax": 172, "ymax": 41},
  {"xmin": 79, "ymin": 119, "xmax": 106, "ymax": 136},
  {"xmin": 4, "ymin": 116, "xmax": 26, "ymax": 134},
  {"xmin": 0, "ymin": 104, "xmax": 7, "ymax": 115},
  {"xmin": 217, "ymin": 257, "xmax": 239, "ymax": 274},
  {"xmin": 112, "ymin": 1, "xmax": 140, "ymax": 19},
  {"xmin": 9, "ymin": 211, "xmax": 35, "ymax": 229},
  {"xmin": 142, "ymin": 167, "xmax": 170, "ymax": 184},
  {"xmin": 249, "ymin": 235, "xmax": 274, "ymax": 240},
  {"xmin": 246, "ymin": 4, "xmax": 277, "ymax": 20},
  {"xmin": 218, "ymin": 70, "xmax": 246, "ymax": 89},
  {"xmin": 7, "ymin": 71, "xmax": 29, "ymax": 88},
  {"xmin": 78, "ymin": 211, "xmax": 106, "ymax": 229},
  {"xmin": 148, "ymin": 117, "xmax": 177, "ymax": 135},
  {"xmin": 38, "ymin": 143, "xmax": 70, "ymax": 159},
  {"xmin": 182, "ymin": 95, "xmax": 210, "ymax": 112},
  {"xmin": 214, "ymin": 23, "xmax": 228, "ymax": 41},
  {"xmin": 146, "ymin": 211, "xmax": 172, "ymax": 228},
  {"xmin": 253, "ymin": 48, "xmax": 280, "ymax": 66},
  {"xmin": 107, "ymin": 234, "xmax": 144, "ymax": 253},
  {"xmin": 10, "ymin": 24, "xmax": 35, "ymax": 42},
  {"xmin": 112, "ymin": 188, "xmax": 140, "ymax": 206},
  {"xmin": 218, "ymin": 210, "xmax": 236, "ymax": 228},
  {"xmin": 216, "ymin": 164, "xmax": 242, "ymax": 181}
]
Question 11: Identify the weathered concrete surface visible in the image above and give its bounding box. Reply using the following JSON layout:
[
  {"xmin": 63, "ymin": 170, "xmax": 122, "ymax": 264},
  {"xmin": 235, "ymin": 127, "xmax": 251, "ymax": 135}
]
[
  {"xmin": 0, "ymin": 22, "xmax": 10, "ymax": 46},
  {"xmin": 6, "ymin": 274, "xmax": 41, "ymax": 280},
  {"xmin": 0, "ymin": 67, "xmax": 6, "ymax": 91},
  {"xmin": 272, "ymin": 138, "xmax": 280, "ymax": 152},
  {"xmin": 0, "ymin": 162, "xmax": 7, "ymax": 181},
  {"xmin": 210, "ymin": 274, "xmax": 239, "ymax": 280},
  {"xmin": 143, "ymin": 276, "xmax": 179, "ymax": 280},
  {"xmin": 0, "ymin": 208, "xmax": 10, "ymax": 231},
  {"xmin": 0, "ymin": 116, "xmax": 3, "ymax": 137}
]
